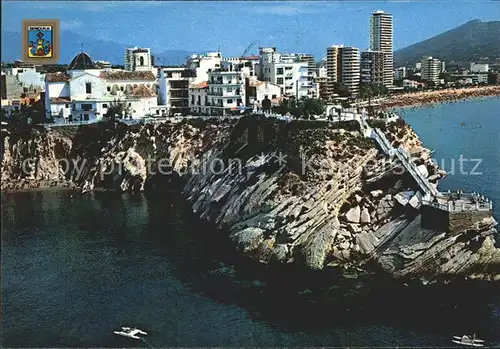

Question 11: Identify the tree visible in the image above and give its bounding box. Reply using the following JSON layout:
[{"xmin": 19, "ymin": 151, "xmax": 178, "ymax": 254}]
[
  {"xmin": 359, "ymin": 84, "xmax": 374, "ymax": 106},
  {"xmin": 333, "ymin": 83, "xmax": 350, "ymax": 98},
  {"xmin": 105, "ymin": 99, "xmax": 131, "ymax": 121},
  {"xmin": 261, "ymin": 95, "xmax": 271, "ymax": 113}
]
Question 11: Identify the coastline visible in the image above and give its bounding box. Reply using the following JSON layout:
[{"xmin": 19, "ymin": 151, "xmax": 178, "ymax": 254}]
[{"xmin": 381, "ymin": 85, "xmax": 500, "ymax": 109}]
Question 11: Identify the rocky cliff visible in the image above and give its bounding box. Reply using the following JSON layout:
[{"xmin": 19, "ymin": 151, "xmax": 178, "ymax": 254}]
[{"xmin": 2, "ymin": 118, "xmax": 499, "ymax": 283}]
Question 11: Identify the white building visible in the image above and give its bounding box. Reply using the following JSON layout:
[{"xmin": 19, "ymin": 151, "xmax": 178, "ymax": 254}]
[
  {"xmin": 187, "ymin": 52, "xmax": 222, "ymax": 84},
  {"xmin": 45, "ymin": 52, "xmax": 157, "ymax": 123},
  {"xmin": 158, "ymin": 67, "xmax": 196, "ymax": 115},
  {"xmin": 394, "ymin": 67, "xmax": 407, "ymax": 81},
  {"xmin": 340, "ymin": 47, "xmax": 360, "ymax": 96},
  {"xmin": 370, "ymin": 10, "xmax": 394, "ymax": 87},
  {"xmin": 248, "ymin": 80, "xmax": 282, "ymax": 108},
  {"xmin": 402, "ymin": 79, "xmax": 420, "ymax": 89},
  {"xmin": 207, "ymin": 68, "xmax": 248, "ymax": 116},
  {"xmin": 470, "ymin": 63, "xmax": 489, "ymax": 73},
  {"xmin": 421, "ymin": 56, "xmax": 441, "ymax": 83},
  {"xmin": 360, "ymin": 50, "xmax": 385, "ymax": 86},
  {"xmin": 124, "ymin": 47, "xmax": 152, "ymax": 72},
  {"xmin": 222, "ymin": 55, "xmax": 259, "ymax": 78},
  {"xmin": 258, "ymin": 47, "xmax": 310, "ymax": 98},
  {"xmin": 189, "ymin": 81, "xmax": 209, "ymax": 115}
]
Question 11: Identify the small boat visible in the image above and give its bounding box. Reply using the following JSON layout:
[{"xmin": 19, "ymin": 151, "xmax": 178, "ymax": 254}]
[
  {"xmin": 452, "ymin": 334, "xmax": 485, "ymax": 347},
  {"xmin": 113, "ymin": 326, "xmax": 147, "ymax": 339}
]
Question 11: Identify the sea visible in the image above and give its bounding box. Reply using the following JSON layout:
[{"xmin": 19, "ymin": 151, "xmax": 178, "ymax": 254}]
[{"xmin": 2, "ymin": 97, "xmax": 499, "ymax": 348}]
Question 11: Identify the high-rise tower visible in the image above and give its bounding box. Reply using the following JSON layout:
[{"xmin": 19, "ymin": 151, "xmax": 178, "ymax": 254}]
[{"xmin": 370, "ymin": 10, "xmax": 393, "ymax": 87}]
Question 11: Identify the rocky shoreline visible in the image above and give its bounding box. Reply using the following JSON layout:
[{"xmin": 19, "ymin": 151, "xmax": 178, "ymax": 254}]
[
  {"xmin": 381, "ymin": 86, "xmax": 500, "ymax": 109},
  {"xmin": 1, "ymin": 118, "xmax": 499, "ymax": 283}
]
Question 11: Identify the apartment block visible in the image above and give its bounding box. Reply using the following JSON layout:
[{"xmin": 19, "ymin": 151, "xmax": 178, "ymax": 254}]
[
  {"xmin": 158, "ymin": 67, "xmax": 196, "ymax": 115},
  {"xmin": 360, "ymin": 50, "xmax": 385, "ymax": 85},
  {"xmin": 370, "ymin": 10, "xmax": 394, "ymax": 87},
  {"xmin": 421, "ymin": 56, "xmax": 441, "ymax": 83},
  {"xmin": 340, "ymin": 46, "xmax": 360, "ymax": 96}
]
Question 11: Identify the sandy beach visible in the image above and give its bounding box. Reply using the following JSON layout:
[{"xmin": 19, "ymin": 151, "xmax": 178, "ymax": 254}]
[{"xmin": 381, "ymin": 86, "xmax": 500, "ymax": 109}]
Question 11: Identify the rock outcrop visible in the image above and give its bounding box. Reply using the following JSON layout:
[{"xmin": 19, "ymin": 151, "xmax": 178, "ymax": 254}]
[{"xmin": 1, "ymin": 117, "xmax": 499, "ymax": 283}]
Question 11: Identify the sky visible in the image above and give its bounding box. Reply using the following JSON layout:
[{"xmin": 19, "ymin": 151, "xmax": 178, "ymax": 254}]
[{"xmin": 3, "ymin": 0, "xmax": 500, "ymax": 59}]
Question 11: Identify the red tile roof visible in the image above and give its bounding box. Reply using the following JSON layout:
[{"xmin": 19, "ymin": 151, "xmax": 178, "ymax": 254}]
[
  {"xmin": 100, "ymin": 71, "xmax": 156, "ymax": 81},
  {"xmin": 50, "ymin": 97, "xmax": 71, "ymax": 103},
  {"xmin": 131, "ymin": 85, "xmax": 156, "ymax": 97},
  {"xmin": 190, "ymin": 81, "xmax": 208, "ymax": 89},
  {"xmin": 46, "ymin": 72, "xmax": 70, "ymax": 82}
]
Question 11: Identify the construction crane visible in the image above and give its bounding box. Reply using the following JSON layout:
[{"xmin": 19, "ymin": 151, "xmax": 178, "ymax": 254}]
[{"xmin": 240, "ymin": 41, "xmax": 258, "ymax": 59}]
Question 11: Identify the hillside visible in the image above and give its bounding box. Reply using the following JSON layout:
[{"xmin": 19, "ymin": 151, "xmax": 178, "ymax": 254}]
[
  {"xmin": 1, "ymin": 30, "xmax": 195, "ymax": 65},
  {"xmin": 394, "ymin": 20, "xmax": 500, "ymax": 66}
]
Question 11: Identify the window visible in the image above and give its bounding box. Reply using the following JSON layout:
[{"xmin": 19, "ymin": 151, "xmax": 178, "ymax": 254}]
[
  {"xmin": 120, "ymin": 86, "xmax": 124, "ymax": 91},
  {"xmin": 227, "ymin": 99, "xmax": 233, "ymax": 104},
  {"xmin": 107, "ymin": 86, "xmax": 111, "ymax": 92},
  {"xmin": 277, "ymin": 78, "xmax": 284, "ymax": 84},
  {"xmin": 81, "ymin": 103, "xmax": 92, "ymax": 111},
  {"xmin": 103, "ymin": 104, "xmax": 108, "ymax": 108},
  {"xmin": 128, "ymin": 103, "xmax": 132, "ymax": 107},
  {"xmin": 156, "ymin": 110, "xmax": 160, "ymax": 115},
  {"xmin": 85, "ymin": 83, "xmax": 92, "ymax": 94},
  {"xmin": 277, "ymin": 68, "xmax": 284, "ymax": 75},
  {"xmin": 226, "ymin": 87, "xmax": 233, "ymax": 93},
  {"xmin": 65, "ymin": 104, "xmax": 69, "ymax": 108},
  {"xmin": 272, "ymin": 94, "xmax": 277, "ymax": 99},
  {"xmin": 139, "ymin": 56, "xmax": 144, "ymax": 66}
]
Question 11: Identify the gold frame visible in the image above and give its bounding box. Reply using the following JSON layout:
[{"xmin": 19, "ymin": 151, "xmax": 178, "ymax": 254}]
[{"xmin": 21, "ymin": 19, "xmax": 60, "ymax": 64}]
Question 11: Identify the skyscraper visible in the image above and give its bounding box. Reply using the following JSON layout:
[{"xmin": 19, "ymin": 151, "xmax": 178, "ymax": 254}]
[
  {"xmin": 370, "ymin": 10, "xmax": 393, "ymax": 87},
  {"xmin": 326, "ymin": 45, "xmax": 360, "ymax": 98},
  {"xmin": 326, "ymin": 45, "xmax": 343, "ymax": 99},
  {"xmin": 339, "ymin": 47, "xmax": 360, "ymax": 96}
]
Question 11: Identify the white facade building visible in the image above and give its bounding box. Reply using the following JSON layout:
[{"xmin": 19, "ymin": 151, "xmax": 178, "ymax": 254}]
[
  {"xmin": 207, "ymin": 68, "xmax": 247, "ymax": 116},
  {"xmin": 187, "ymin": 52, "xmax": 222, "ymax": 84},
  {"xmin": 258, "ymin": 47, "xmax": 309, "ymax": 98},
  {"xmin": 158, "ymin": 67, "xmax": 196, "ymax": 115},
  {"xmin": 470, "ymin": 63, "xmax": 489, "ymax": 73},
  {"xmin": 370, "ymin": 10, "xmax": 394, "ymax": 87},
  {"xmin": 45, "ymin": 52, "xmax": 157, "ymax": 123},
  {"xmin": 189, "ymin": 81, "xmax": 209, "ymax": 115},
  {"xmin": 248, "ymin": 80, "xmax": 282, "ymax": 107},
  {"xmin": 421, "ymin": 56, "xmax": 442, "ymax": 83},
  {"xmin": 124, "ymin": 47, "xmax": 152, "ymax": 72},
  {"xmin": 340, "ymin": 47, "xmax": 360, "ymax": 96},
  {"xmin": 394, "ymin": 67, "xmax": 407, "ymax": 81}
]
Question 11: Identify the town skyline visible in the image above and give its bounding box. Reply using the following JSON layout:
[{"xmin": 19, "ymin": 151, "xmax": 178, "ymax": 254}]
[{"xmin": 3, "ymin": 1, "xmax": 500, "ymax": 62}]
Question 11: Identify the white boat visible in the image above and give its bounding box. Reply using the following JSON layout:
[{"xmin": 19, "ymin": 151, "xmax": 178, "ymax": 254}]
[
  {"xmin": 113, "ymin": 326, "xmax": 147, "ymax": 339},
  {"xmin": 452, "ymin": 334, "xmax": 485, "ymax": 347}
]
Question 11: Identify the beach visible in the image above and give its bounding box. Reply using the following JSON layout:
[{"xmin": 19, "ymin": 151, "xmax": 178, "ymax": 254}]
[{"xmin": 381, "ymin": 86, "xmax": 500, "ymax": 109}]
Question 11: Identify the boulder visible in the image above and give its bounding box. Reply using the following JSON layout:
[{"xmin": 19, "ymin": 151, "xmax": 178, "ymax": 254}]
[
  {"xmin": 345, "ymin": 206, "xmax": 361, "ymax": 223},
  {"xmin": 408, "ymin": 191, "xmax": 423, "ymax": 209},
  {"xmin": 370, "ymin": 189, "xmax": 383, "ymax": 198},
  {"xmin": 339, "ymin": 241, "xmax": 351, "ymax": 250},
  {"xmin": 360, "ymin": 208, "xmax": 371, "ymax": 224},
  {"xmin": 395, "ymin": 191, "xmax": 415, "ymax": 206},
  {"xmin": 347, "ymin": 223, "xmax": 361, "ymax": 234},
  {"xmin": 416, "ymin": 164, "xmax": 429, "ymax": 178},
  {"xmin": 356, "ymin": 232, "xmax": 375, "ymax": 254},
  {"xmin": 355, "ymin": 194, "xmax": 363, "ymax": 203}
]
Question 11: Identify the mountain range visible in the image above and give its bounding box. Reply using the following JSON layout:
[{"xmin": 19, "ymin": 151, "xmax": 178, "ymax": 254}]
[
  {"xmin": 394, "ymin": 19, "xmax": 500, "ymax": 66},
  {"xmin": 1, "ymin": 29, "xmax": 197, "ymax": 65}
]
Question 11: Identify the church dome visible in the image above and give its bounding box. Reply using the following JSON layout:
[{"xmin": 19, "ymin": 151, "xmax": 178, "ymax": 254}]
[{"xmin": 68, "ymin": 52, "xmax": 98, "ymax": 70}]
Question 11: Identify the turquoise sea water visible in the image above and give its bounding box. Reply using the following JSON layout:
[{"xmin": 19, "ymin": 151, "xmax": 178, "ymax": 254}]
[
  {"xmin": 2, "ymin": 99, "xmax": 500, "ymax": 347},
  {"xmin": 397, "ymin": 96, "xmax": 500, "ymax": 220}
]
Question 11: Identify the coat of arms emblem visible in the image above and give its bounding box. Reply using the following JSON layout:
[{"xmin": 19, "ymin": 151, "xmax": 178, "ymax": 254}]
[{"xmin": 22, "ymin": 19, "xmax": 60, "ymax": 64}]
